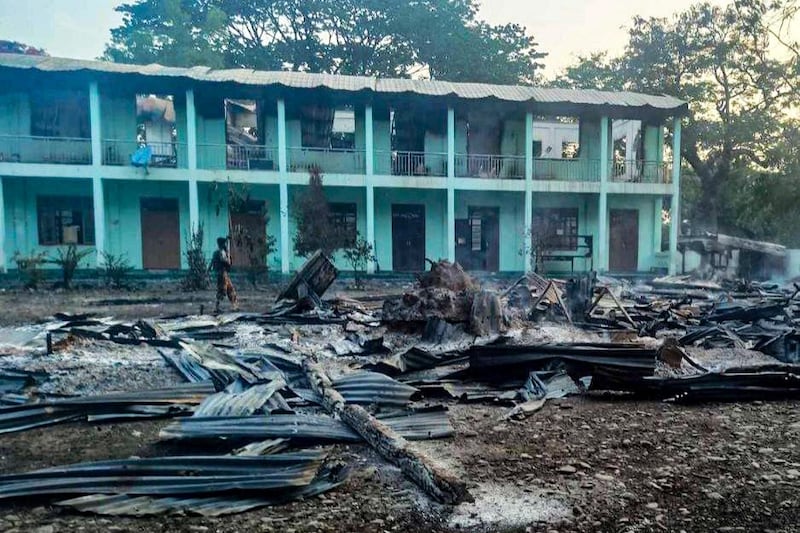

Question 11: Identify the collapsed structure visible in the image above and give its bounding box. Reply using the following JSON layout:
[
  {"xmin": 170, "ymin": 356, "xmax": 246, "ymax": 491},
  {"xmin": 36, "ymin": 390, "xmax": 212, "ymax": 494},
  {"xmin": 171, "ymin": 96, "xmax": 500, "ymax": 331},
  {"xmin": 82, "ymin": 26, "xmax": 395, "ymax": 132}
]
[{"xmin": 0, "ymin": 255, "xmax": 799, "ymax": 518}]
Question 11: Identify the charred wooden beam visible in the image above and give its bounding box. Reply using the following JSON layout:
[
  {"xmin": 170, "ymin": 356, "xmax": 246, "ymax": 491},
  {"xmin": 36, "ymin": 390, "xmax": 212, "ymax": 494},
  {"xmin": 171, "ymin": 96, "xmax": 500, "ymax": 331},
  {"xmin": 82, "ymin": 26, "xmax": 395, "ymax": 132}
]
[{"xmin": 302, "ymin": 359, "xmax": 471, "ymax": 505}]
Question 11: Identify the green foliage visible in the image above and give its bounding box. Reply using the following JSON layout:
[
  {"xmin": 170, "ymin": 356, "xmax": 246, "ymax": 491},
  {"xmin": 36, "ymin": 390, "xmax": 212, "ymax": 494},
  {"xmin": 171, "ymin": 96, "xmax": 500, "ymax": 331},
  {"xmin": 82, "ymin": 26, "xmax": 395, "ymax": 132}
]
[
  {"xmin": 555, "ymin": 2, "xmax": 798, "ymax": 235},
  {"xmin": 100, "ymin": 252, "xmax": 135, "ymax": 289},
  {"xmin": 182, "ymin": 224, "xmax": 210, "ymax": 291},
  {"xmin": 232, "ymin": 215, "xmax": 277, "ymax": 289},
  {"xmin": 49, "ymin": 245, "xmax": 94, "ymax": 290},
  {"xmin": 13, "ymin": 251, "xmax": 48, "ymax": 290},
  {"xmin": 293, "ymin": 168, "xmax": 345, "ymax": 258},
  {"xmin": 343, "ymin": 233, "xmax": 375, "ymax": 290},
  {"xmin": 104, "ymin": 0, "xmax": 544, "ymax": 83}
]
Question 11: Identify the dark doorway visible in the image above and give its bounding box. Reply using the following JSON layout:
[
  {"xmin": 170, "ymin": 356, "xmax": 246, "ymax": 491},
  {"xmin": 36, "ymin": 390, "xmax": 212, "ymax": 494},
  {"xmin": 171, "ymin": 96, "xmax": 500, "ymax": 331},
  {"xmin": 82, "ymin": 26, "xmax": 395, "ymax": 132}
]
[
  {"xmin": 392, "ymin": 204, "xmax": 425, "ymax": 271},
  {"xmin": 230, "ymin": 201, "xmax": 266, "ymax": 269},
  {"xmin": 455, "ymin": 207, "xmax": 500, "ymax": 271},
  {"xmin": 141, "ymin": 198, "xmax": 180, "ymax": 269},
  {"xmin": 609, "ymin": 209, "xmax": 639, "ymax": 271}
]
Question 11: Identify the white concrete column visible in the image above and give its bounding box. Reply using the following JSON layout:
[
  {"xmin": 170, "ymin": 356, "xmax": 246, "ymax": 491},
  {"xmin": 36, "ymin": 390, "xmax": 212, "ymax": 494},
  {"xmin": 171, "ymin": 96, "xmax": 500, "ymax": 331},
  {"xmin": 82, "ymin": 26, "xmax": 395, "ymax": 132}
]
[
  {"xmin": 89, "ymin": 82, "xmax": 102, "ymax": 167},
  {"xmin": 185, "ymin": 89, "xmax": 199, "ymax": 233},
  {"xmin": 89, "ymin": 81, "xmax": 106, "ymax": 264},
  {"xmin": 669, "ymin": 117, "xmax": 682, "ymax": 275},
  {"xmin": 365, "ymin": 105, "xmax": 374, "ymax": 176},
  {"xmin": 447, "ymin": 107, "xmax": 455, "ymax": 262},
  {"xmin": 653, "ymin": 196, "xmax": 663, "ymax": 254},
  {"xmin": 597, "ymin": 116, "xmax": 610, "ymax": 272},
  {"xmin": 365, "ymin": 104, "xmax": 376, "ymax": 273},
  {"xmin": 524, "ymin": 112, "xmax": 534, "ymax": 272},
  {"xmin": 277, "ymin": 99, "xmax": 290, "ymax": 273}
]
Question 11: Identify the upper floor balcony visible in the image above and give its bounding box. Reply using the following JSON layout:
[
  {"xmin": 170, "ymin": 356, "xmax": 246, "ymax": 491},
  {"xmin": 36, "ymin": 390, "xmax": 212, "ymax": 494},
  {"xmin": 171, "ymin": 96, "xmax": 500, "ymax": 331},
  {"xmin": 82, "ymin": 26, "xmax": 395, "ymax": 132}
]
[{"xmin": 0, "ymin": 134, "xmax": 92, "ymax": 165}]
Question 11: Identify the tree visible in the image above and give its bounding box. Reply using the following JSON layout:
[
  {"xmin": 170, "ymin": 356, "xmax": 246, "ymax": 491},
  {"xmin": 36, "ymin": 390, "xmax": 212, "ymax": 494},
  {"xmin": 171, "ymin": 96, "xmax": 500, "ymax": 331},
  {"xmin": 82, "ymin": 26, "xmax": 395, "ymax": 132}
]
[
  {"xmin": 293, "ymin": 167, "xmax": 344, "ymax": 258},
  {"xmin": 343, "ymin": 233, "xmax": 375, "ymax": 289},
  {"xmin": 104, "ymin": 0, "xmax": 545, "ymax": 83},
  {"xmin": 555, "ymin": 2, "xmax": 797, "ymax": 233},
  {"xmin": 0, "ymin": 40, "xmax": 47, "ymax": 56}
]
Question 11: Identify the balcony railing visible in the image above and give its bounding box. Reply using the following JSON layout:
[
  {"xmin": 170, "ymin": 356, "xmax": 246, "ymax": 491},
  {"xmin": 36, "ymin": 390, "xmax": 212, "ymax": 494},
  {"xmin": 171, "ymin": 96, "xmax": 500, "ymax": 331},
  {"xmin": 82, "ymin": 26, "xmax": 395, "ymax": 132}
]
[
  {"xmin": 611, "ymin": 160, "xmax": 671, "ymax": 183},
  {"xmin": 374, "ymin": 150, "xmax": 447, "ymax": 177},
  {"xmin": 226, "ymin": 144, "xmax": 278, "ymax": 171},
  {"xmin": 287, "ymin": 147, "xmax": 365, "ymax": 174},
  {"xmin": 455, "ymin": 153, "xmax": 525, "ymax": 179},
  {"xmin": 532, "ymin": 158, "xmax": 600, "ymax": 181},
  {"xmin": 0, "ymin": 135, "xmax": 92, "ymax": 165},
  {"xmin": 103, "ymin": 140, "xmax": 183, "ymax": 168},
  {"xmin": 196, "ymin": 143, "xmax": 279, "ymax": 171}
]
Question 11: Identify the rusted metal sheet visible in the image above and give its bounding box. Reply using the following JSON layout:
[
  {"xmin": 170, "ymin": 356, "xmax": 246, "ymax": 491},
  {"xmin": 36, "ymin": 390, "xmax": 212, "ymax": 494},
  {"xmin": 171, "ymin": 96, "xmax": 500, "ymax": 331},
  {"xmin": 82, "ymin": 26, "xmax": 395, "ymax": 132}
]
[{"xmin": 0, "ymin": 53, "xmax": 687, "ymax": 113}]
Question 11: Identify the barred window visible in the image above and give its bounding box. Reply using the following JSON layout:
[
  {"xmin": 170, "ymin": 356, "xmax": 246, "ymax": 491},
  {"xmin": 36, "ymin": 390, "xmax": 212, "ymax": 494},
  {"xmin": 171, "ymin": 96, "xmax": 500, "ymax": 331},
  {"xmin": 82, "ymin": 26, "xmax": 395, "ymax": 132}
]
[
  {"xmin": 37, "ymin": 196, "xmax": 95, "ymax": 245},
  {"xmin": 533, "ymin": 208, "xmax": 578, "ymax": 250},
  {"xmin": 329, "ymin": 202, "xmax": 357, "ymax": 246}
]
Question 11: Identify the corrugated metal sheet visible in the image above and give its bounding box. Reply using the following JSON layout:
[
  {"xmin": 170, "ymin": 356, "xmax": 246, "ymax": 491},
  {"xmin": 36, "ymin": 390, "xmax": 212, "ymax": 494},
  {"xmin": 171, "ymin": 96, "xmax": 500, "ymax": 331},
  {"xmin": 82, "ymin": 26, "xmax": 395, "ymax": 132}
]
[
  {"xmin": 193, "ymin": 378, "xmax": 287, "ymax": 417},
  {"xmin": 332, "ymin": 371, "xmax": 420, "ymax": 407},
  {"xmin": 55, "ymin": 472, "xmax": 343, "ymax": 516},
  {"xmin": 0, "ymin": 382, "xmax": 214, "ymax": 434},
  {"xmin": 0, "ymin": 53, "xmax": 687, "ymax": 112},
  {"xmin": 0, "ymin": 453, "xmax": 330, "ymax": 501},
  {"xmin": 160, "ymin": 410, "xmax": 453, "ymax": 443}
]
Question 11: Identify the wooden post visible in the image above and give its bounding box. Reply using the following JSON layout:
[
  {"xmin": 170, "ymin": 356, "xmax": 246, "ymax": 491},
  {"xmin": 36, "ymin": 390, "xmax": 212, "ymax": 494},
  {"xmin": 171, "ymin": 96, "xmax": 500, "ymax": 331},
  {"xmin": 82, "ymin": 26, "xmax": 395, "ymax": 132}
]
[{"xmin": 302, "ymin": 359, "xmax": 471, "ymax": 504}]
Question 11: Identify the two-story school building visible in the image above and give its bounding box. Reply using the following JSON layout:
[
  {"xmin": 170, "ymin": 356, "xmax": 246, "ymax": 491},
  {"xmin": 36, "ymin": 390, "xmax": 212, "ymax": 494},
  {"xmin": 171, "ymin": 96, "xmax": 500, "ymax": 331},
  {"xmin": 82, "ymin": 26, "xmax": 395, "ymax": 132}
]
[{"xmin": 0, "ymin": 54, "xmax": 687, "ymax": 275}]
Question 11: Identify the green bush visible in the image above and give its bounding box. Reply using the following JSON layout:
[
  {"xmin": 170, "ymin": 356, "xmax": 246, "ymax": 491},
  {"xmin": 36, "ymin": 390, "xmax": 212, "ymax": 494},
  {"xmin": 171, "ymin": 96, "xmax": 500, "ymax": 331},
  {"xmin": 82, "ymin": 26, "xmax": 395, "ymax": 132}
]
[
  {"xmin": 100, "ymin": 252, "xmax": 134, "ymax": 289},
  {"xmin": 13, "ymin": 251, "xmax": 48, "ymax": 290},
  {"xmin": 183, "ymin": 224, "xmax": 210, "ymax": 291},
  {"xmin": 50, "ymin": 245, "xmax": 94, "ymax": 290}
]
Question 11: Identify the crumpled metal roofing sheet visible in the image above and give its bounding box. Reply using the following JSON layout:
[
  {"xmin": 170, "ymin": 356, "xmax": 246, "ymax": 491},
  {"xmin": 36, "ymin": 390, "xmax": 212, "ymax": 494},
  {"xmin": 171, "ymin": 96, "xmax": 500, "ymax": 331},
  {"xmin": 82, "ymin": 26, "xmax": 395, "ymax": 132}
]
[
  {"xmin": 0, "ymin": 453, "xmax": 328, "ymax": 500},
  {"xmin": 193, "ymin": 378, "xmax": 287, "ymax": 417},
  {"xmin": 332, "ymin": 371, "xmax": 420, "ymax": 407},
  {"xmin": 0, "ymin": 53, "xmax": 687, "ymax": 111}
]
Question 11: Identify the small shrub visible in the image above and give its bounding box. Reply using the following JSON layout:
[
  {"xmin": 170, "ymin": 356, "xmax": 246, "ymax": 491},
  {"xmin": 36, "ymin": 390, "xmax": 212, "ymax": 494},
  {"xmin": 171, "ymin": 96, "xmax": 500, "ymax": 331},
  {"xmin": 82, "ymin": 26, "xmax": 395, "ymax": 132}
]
[
  {"xmin": 343, "ymin": 233, "xmax": 375, "ymax": 290},
  {"xmin": 50, "ymin": 245, "xmax": 94, "ymax": 290},
  {"xmin": 293, "ymin": 167, "xmax": 345, "ymax": 257},
  {"xmin": 13, "ymin": 251, "xmax": 48, "ymax": 290},
  {"xmin": 183, "ymin": 224, "xmax": 209, "ymax": 291},
  {"xmin": 100, "ymin": 252, "xmax": 134, "ymax": 289},
  {"xmin": 231, "ymin": 215, "xmax": 277, "ymax": 289}
]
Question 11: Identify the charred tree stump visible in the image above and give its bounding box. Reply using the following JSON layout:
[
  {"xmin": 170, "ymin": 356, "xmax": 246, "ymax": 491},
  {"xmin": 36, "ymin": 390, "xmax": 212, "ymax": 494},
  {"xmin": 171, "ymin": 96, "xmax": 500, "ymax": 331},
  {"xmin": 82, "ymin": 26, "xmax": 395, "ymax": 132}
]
[{"xmin": 302, "ymin": 359, "xmax": 472, "ymax": 504}]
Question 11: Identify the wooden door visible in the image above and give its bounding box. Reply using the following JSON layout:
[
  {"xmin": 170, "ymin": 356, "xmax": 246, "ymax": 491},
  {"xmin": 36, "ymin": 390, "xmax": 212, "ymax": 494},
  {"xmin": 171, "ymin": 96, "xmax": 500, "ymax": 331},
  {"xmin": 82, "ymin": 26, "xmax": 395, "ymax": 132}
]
[
  {"xmin": 392, "ymin": 204, "xmax": 425, "ymax": 272},
  {"xmin": 230, "ymin": 212, "xmax": 266, "ymax": 268},
  {"xmin": 609, "ymin": 209, "xmax": 639, "ymax": 272},
  {"xmin": 141, "ymin": 198, "xmax": 180, "ymax": 270}
]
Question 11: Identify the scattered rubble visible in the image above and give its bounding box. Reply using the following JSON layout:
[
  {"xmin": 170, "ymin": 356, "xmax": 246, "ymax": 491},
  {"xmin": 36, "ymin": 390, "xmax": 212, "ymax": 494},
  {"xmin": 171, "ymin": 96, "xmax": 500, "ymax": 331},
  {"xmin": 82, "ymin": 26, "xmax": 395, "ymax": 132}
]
[{"xmin": 0, "ymin": 254, "xmax": 798, "ymax": 529}]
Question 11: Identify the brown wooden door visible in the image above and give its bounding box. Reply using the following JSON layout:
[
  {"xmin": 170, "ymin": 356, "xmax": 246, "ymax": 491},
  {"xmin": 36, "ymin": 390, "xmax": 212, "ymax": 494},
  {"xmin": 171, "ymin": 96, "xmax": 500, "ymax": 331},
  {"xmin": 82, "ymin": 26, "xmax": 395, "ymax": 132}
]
[
  {"xmin": 230, "ymin": 212, "xmax": 266, "ymax": 268},
  {"xmin": 392, "ymin": 204, "xmax": 425, "ymax": 272},
  {"xmin": 609, "ymin": 209, "xmax": 639, "ymax": 272},
  {"xmin": 141, "ymin": 198, "xmax": 180, "ymax": 270}
]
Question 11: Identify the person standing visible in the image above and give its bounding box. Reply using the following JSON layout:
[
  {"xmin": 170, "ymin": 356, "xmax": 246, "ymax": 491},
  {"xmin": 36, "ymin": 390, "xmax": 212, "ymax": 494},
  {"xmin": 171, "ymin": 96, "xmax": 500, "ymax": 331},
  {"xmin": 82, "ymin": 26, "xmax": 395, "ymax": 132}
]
[{"xmin": 210, "ymin": 237, "xmax": 238, "ymax": 312}]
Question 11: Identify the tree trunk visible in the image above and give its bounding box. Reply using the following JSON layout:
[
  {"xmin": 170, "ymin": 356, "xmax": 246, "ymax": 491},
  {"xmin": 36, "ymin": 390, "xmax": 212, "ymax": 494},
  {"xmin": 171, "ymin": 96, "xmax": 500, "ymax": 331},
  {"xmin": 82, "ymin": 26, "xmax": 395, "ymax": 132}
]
[{"xmin": 302, "ymin": 359, "xmax": 472, "ymax": 505}]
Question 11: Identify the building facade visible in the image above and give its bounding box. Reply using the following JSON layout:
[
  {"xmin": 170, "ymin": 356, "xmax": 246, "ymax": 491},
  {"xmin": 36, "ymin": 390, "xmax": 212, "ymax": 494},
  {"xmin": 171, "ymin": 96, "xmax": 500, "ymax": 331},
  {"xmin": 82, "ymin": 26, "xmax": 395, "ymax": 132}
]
[{"xmin": 0, "ymin": 54, "xmax": 686, "ymax": 275}]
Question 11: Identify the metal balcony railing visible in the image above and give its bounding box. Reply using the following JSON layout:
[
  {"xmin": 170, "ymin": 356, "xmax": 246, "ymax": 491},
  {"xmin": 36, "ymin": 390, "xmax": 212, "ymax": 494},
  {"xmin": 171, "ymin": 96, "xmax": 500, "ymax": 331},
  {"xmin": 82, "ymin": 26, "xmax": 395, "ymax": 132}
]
[
  {"xmin": 287, "ymin": 147, "xmax": 365, "ymax": 174},
  {"xmin": 225, "ymin": 144, "xmax": 278, "ymax": 171},
  {"xmin": 611, "ymin": 160, "xmax": 671, "ymax": 183},
  {"xmin": 455, "ymin": 153, "xmax": 525, "ymax": 179},
  {"xmin": 0, "ymin": 134, "xmax": 92, "ymax": 165},
  {"xmin": 532, "ymin": 158, "xmax": 601, "ymax": 181},
  {"xmin": 103, "ymin": 140, "xmax": 183, "ymax": 168},
  {"xmin": 374, "ymin": 150, "xmax": 448, "ymax": 177}
]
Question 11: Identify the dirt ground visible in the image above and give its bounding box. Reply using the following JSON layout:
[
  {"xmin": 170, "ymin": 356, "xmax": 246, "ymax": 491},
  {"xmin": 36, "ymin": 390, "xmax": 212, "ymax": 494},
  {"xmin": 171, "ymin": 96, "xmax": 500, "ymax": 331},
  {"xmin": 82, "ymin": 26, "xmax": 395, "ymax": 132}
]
[{"xmin": 0, "ymin": 286, "xmax": 799, "ymax": 532}]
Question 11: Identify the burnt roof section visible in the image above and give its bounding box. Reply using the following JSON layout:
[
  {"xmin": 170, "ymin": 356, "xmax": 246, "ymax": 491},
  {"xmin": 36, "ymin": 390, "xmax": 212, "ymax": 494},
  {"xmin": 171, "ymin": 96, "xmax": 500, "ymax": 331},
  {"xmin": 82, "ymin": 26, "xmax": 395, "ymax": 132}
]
[{"xmin": 0, "ymin": 53, "xmax": 688, "ymax": 116}]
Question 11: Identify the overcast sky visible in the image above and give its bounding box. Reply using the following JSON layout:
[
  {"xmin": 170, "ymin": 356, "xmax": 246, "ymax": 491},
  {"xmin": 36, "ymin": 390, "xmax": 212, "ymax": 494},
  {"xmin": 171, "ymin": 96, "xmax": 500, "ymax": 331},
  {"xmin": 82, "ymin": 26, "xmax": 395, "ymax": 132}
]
[{"xmin": 0, "ymin": 0, "xmax": 733, "ymax": 77}]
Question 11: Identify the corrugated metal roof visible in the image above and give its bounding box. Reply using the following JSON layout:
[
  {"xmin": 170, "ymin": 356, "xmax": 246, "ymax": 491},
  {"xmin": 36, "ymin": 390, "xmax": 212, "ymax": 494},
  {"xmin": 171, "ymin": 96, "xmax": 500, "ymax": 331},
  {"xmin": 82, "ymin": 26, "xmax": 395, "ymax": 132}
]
[{"xmin": 0, "ymin": 53, "xmax": 687, "ymax": 112}]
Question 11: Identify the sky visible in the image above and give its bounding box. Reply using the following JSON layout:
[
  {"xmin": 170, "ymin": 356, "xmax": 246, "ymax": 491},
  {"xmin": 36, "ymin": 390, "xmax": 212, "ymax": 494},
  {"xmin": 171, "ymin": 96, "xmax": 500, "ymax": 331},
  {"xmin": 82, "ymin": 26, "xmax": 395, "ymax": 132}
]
[{"xmin": 0, "ymin": 0, "xmax": 737, "ymax": 77}]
